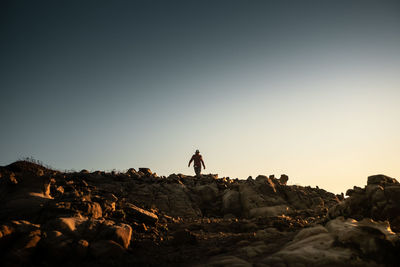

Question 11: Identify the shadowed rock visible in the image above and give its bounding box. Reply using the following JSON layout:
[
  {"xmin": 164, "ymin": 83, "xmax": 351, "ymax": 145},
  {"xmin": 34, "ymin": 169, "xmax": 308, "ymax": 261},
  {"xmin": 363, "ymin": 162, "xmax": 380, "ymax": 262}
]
[
  {"xmin": 123, "ymin": 203, "xmax": 158, "ymax": 225},
  {"xmin": 329, "ymin": 174, "xmax": 400, "ymax": 232},
  {"xmin": 367, "ymin": 174, "xmax": 398, "ymax": 185}
]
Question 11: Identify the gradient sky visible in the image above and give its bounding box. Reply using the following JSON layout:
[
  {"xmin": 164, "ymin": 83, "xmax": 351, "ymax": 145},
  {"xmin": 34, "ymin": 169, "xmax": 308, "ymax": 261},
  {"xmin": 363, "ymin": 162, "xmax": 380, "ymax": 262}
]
[{"xmin": 1, "ymin": 0, "xmax": 399, "ymax": 194}]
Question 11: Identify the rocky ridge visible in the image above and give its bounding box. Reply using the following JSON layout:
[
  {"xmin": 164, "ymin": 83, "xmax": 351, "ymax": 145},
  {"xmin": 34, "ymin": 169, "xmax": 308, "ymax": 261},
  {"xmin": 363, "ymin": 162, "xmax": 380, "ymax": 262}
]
[{"xmin": 0, "ymin": 161, "xmax": 399, "ymax": 266}]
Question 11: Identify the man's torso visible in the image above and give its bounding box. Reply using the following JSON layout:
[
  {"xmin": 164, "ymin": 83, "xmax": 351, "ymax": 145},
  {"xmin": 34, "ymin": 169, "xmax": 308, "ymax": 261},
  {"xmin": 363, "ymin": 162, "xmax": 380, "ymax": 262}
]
[{"xmin": 191, "ymin": 154, "xmax": 202, "ymax": 167}]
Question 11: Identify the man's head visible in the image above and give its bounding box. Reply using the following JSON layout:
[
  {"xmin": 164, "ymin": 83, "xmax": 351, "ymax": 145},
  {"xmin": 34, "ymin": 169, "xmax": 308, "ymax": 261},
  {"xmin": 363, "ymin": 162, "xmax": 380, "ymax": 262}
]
[{"xmin": 195, "ymin": 149, "xmax": 200, "ymax": 154}]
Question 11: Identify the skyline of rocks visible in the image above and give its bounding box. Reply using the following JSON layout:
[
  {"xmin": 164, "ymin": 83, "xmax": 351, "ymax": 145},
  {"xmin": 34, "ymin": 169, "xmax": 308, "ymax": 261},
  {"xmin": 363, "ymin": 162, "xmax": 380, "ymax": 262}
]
[{"xmin": 0, "ymin": 160, "xmax": 399, "ymax": 266}]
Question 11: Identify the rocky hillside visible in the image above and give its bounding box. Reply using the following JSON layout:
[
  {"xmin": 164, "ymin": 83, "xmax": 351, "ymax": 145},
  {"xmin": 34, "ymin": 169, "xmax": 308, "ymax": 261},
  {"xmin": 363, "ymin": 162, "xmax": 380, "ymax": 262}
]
[{"xmin": 0, "ymin": 161, "xmax": 399, "ymax": 266}]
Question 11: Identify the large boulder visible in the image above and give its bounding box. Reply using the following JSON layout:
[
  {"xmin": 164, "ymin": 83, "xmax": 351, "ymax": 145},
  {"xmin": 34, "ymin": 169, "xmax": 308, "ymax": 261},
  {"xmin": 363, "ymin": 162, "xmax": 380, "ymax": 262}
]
[
  {"xmin": 326, "ymin": 217, "xmax": 398, "ymax": 259},
  {"xmin": 150, "ymin": 183, "xmax": 202, "ymax": 218},
  {"xmin": 222, "ymin": 189, "xmax": 241, "ymax": 216},
  {"xmin": 328, "ymin": 175, "xmax": 400, "ymax": 231},
  {"xmin": 367, "ymin": 174, "xmax": 398, "ymax": 186},
  {"xmin": 193, "ymin": 183, "xmax": 218, "ymax": 203},
  {"xmin": 262, "ymin": 217, "xmax": 399, "ymax": 266},
  {"xmin": 97, "ymin": 223, "xmax": 132, "ymax": 248},
  {"xmin": 239, "ymin": 183, "xmax": 280, "ymax": 217}
]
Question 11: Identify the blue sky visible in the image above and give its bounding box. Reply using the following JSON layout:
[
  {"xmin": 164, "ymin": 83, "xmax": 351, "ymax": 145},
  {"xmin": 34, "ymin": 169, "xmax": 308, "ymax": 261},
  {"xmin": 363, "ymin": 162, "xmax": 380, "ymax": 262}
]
[{"xmin": 1, "ymin": 0, "xmax": 399, "ymax": 193}]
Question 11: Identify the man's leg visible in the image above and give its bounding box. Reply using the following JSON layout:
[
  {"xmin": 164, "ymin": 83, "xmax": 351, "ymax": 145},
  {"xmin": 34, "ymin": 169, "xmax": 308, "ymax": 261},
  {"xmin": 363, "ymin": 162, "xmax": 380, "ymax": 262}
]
[{"xmin": 194, "ymin": 166, "xmax": 201, "ymax": 177}]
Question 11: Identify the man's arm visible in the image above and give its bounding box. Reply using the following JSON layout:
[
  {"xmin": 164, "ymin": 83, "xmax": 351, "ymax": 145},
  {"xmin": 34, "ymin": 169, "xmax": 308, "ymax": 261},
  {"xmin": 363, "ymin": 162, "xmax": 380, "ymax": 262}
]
[
  {"xmin": 201, "ymin": 159, "xmax": 206, "ymax": 169},
  {"xmin": 188, "ymin": 156, "xmax": 193, "ymax": 167}
]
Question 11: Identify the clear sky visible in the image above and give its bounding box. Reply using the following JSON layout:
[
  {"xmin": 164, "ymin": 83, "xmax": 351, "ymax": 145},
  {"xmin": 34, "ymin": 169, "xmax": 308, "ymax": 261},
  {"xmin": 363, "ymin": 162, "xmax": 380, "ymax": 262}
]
[{"xmin": 1, "ymin": 0, "xmax": 399, "ymax": 194}]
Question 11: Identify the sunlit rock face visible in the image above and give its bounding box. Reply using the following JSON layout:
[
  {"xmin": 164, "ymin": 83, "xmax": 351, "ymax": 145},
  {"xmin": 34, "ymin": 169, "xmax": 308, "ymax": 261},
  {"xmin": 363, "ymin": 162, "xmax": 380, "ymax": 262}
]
[{"xmin": 0, "ymin": 161, "xmax": 399, "ymax": 267}]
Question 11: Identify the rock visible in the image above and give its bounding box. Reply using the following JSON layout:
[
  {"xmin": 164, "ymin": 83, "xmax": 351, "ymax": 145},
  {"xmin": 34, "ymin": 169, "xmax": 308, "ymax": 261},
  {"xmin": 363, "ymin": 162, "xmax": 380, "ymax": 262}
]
[
  {"xmin": 292, "ymin": 225, "xmax": 328, "ymax": 241},
  {"xmin": 126, "ymin": 168, "xmax": 138, "ymax": 177},
  {"xmin": 123, "ymin": 203, "xmax": 158, "ymax": 225},
  {"xmin": 367, "ymin": 174, "xmax": 398, "ymax": 185},
  {"xmin": 138, "ymin": 168, "xmax": 152, "ymax": 176},
  {"xmin": 77, "ymin": 201, "xmax": 102, "ymax": 218},
  {"xmin": 104, "ymin": 193, "xmax": 118, "ymax": 202},
  {"xmin": 75, "ymin": 239, "xmax": 89, "ymax": 259},
  {"xmin": 0, "ymin": 166, "xmax": 52, "ymax": 220},
  {"xmin": 98, "ymin": 223, "xmax": 132, "ymax": 248},
  {"xmin": 283, "ymin": 187, "xmax": 309, "ymax": 209},
  {"xmin": 194, "ymin": 183, "xmax": 218, "ymax": 203},
  {"xmin": 0, "ymin": 224, "xmax": 14, "ymax": 240},
  {"xmin": 326, "ymin": 217, "xmax": 397, "ymax": 252},
  {"xmin": 56, "ymin": 185, "xmax": 65, "ymax": 195},
  {"xmin": 259, "ymin": 177, "xmax": 278, "ymax": 194},
  {"xmin": 173, "ymin": 229, "xmax": 197, "ymax": 245},
  {"xmin": 329, "ymin": 175, "xmax": 400, "ymax": 231},
  {"xmin": 3, "ymin": 172, "xmax": 18, "ymax": 185},
  {"xmin": 262, "ymin": 229, "xmax": 354, "ymax": 266},
  {"xmin": 206, "ymin": 255, "xmax": 252, "ymax": 267},
  {"xmin": 89, "ymin": 240, "xmax": 125, "ymax": 259},
  {"xmin": 279, "ymin": 174, "xmax": 289, "ymax": 185},
  {"xmin": 239, "ymin": 241, "xmax": 268, "ymax": 258},
  {"xmin": 150, "ymin": 183, "xmax": 202, "ymax": 218},
  {"xmin": 54, "ymin": 215, "xmax": 88, "ymax": 235},
  {"xmin": 326, "ymin": 217, "xmax": 399, "ymax": 263},
  {"xmin": 371, "ymin": 187, "xmax": 385, "ymax": 203},
  {"xmin": 0, "ymin": 220, "xmax": 42, "ymax": 266},
  {"xmin": 261, "ymin": 216, "xmax": 399, "ymax": 266},
  {"xmin": 222, "ymin": 189, "xmax": 241, "ymax": 216},
  {"xmin": 249, "ymin": 205, "xmax": 291, "ymax": 218},
  {"xmin": 365, "ymin": 184, "xmax": 383, "ymax": 198},
  {"xmin": 49, "ymin": 199, "xmax": 103, "ymax": 219},
  {"xmin": 239, "ymin": 183, "xmax": 274, "ymax": 217},
  {"xmin": 40, "ymin": 230, "xmax": 74, "ymax": 261},
  {"xmin": 205, "ymin": 173, "xmax": 218, "ymax": 179},
  {"xmin": 12, "ymin": 228, "xmax": 41, "ymax": 249},
  {"xmin": 255, "ymin": 175, "xmax": 268, "ymax": 183},
  {"xmin": 383, "ymin": 184, "xmax": 400, "ymax": 203}
]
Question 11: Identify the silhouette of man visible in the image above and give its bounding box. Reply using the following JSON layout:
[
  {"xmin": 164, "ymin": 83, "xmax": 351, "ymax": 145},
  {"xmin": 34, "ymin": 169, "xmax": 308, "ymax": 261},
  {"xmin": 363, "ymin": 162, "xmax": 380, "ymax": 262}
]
[{"xmin": 188, "ymin": 149, "xmax": 206, "ymax": 177}]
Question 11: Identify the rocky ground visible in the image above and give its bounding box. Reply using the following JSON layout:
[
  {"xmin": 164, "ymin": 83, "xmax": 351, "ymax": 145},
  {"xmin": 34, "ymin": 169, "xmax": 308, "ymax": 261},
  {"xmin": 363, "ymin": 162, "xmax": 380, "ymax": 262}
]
[{"xmin": 0, "ymin": 160, "xmax": 399, "ymax": 266}]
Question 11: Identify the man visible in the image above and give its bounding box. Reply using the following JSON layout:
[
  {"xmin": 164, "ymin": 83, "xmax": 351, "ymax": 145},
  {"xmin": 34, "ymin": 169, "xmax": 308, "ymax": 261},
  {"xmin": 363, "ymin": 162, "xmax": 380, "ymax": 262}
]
[{"xmin": 188, "ymin": 149, "xmax": 206, "ymax": 177}]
